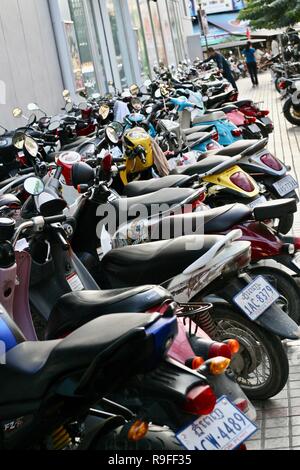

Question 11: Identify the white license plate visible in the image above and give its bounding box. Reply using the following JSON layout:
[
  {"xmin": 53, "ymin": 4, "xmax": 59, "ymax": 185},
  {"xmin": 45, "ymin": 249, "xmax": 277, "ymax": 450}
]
[
  {"xmin": 233, "ymin": 275, "xmax": 280, "ymax": 320},
  {"xmin": 273, "ymin": 175, "xmax": 298, "ymax": 196},
  {"xmin": 111, "ymin": 146, "xmax": 123, "ymax": 158},
  {"xmin": 260, "ymin": 117, "xmax": 272, "ymax": 125},
  {"xmin": 292, "ymin": 252, "xmax": 300, "ymax": 269},
  {"xmin": 248, "ymin": 124, "xmax": 261, "ymax": 133},
  {"xmin": 176, "ymin": 396, "xmax": 257, "ymax": 451},
  {"xmin": 248, "ymin": 195, "xmax": 267, "ymax": 209}
]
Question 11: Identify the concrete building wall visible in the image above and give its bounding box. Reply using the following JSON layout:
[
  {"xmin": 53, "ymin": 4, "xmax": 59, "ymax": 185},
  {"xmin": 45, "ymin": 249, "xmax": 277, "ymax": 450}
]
[{"xmin": 0, "ymin": 0, "xmax": 64, "ymax": 129}]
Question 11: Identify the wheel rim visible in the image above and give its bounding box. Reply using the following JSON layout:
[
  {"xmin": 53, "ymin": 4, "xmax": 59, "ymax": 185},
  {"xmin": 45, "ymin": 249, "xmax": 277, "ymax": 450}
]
[
  {"xmin": 290, "ymin": 106, "xmax": 300, "ymax": 119},
  {"xmin": 213, "ymin": 317, "xmax": 272, "ymax": 392}
]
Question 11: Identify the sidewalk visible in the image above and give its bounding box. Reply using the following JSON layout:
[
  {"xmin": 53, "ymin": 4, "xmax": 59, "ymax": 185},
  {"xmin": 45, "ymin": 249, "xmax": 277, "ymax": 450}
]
[{"xmin": 238, "ymin": 72, "xmax": 300, "ymax": 450}]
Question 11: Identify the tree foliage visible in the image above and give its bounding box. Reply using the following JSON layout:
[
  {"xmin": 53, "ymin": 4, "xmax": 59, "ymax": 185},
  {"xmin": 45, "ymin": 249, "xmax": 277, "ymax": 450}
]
[{"xmin": 238, "ymin": 0, "xmax": 300, "ymax": 29}]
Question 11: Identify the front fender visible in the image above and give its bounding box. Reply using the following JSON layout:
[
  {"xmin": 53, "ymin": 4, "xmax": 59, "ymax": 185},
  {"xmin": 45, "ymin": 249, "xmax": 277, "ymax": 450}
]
[{"xmin": 255, "ymin": 301, "xmax": 300, "ymax": 340}]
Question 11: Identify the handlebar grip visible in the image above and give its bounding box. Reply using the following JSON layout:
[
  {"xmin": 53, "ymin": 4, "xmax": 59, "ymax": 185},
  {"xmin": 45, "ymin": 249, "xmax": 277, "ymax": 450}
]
[
  {"xmin": 18, "ymin": 167, "xmax": 35, "ymax": 175},
  {"xmin": 44, "ymin": 214, "xmax": 67, "ymax": 224}
]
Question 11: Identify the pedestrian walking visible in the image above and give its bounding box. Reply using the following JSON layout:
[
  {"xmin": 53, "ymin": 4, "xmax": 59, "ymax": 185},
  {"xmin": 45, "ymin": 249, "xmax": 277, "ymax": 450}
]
[
  {"xmin": 202, "ymin": 47, "xmax": 238, "ymax": 91},
  {"xmin": 242, "ymin": 41, "xmax": 259, "ymax": 87}
]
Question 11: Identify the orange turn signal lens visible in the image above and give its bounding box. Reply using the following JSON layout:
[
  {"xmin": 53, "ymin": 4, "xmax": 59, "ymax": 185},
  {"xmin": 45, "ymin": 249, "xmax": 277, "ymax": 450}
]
[
  {"xmin": 209, "ymin": 357, "xmax": 231, "ymax": 375},
  {"xmin": 191, "ymin": 356, "xmax": 205, "ymax": 370},
  {"xmin": 128, "ymin": 420, "xmax": 149, "ymax": 442},
  {"xmin": 226, "ymin": 339, "xmax": 240, "ymax": 355}
]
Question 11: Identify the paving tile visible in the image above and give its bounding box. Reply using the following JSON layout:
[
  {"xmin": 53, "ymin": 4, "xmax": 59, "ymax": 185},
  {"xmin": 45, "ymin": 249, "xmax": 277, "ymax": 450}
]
[
  {"xmin": 292, "ymin": 426, "xmax": 300, "ymax": 437},
  {"xmin": 291, "ymin": 416, "xmax": 300, "ymax": 426},
  {"xmin": 263, "ymin": 408, "xmax": 289, "ymax": 418},
  {"xmin": 289, "ymin": 389, "xmax": 300, "ymax": 398},
  {"xmin": 265, "ymin": 427, "xmax": 289, "ymax": 439},
  {"xmin": 264, "ymin": 417, "xmax": 289, "ymax": 428},
  {"xmin": 289, "ymin": 381, "xmax": 300, "ymax": 389},
  {"xmin": 246, "ymin": 440, "xmax": 262, "ymax": 450},
  {"xmin": 292, "ymin": 436, "xmax": 300, "ymax": 447},
  {"xmin": 264, "ymin": 437, "xmax": 290, "ymax": 449}
]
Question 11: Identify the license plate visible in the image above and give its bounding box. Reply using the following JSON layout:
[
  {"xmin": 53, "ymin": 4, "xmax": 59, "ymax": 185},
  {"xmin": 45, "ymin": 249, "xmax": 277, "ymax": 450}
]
[
  {"xmin": 260, "ymin": 117, "xmax": 272, "ymax": 126},
  {"xmin": 292, "ymin": 252, "xmax": 300, "ymax": 269},
  {"xmin": 248, "ymin": 124, "xmax": 261, "ymax": 133},
  {"xmin": 111, "ymin": 146, "xmax": 123, "ymax": 158},
  {"xmin": 248, "ymin": 195, "xmax": 267, "ymax": 209},
  {"xmin": 176, "ymin": 396, "xmax": 257, "ymax": 451},
  {"xmin": 233, "ymin": 275, "xmax": 280, "ymax": 320},
  {"xmin": 273, "ymin": 175, "xmax": 298, "ymax": 196}
]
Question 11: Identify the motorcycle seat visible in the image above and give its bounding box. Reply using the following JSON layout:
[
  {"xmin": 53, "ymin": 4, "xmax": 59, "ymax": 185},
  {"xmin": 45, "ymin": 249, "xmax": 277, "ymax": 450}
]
[
  {"xmin": 1, "ymin": 312, "xmax": 159, "ymax": 402},
  {"xmin": 192, "ymin": 111, "xmax": 226, "ymax": 123},
  {"xmin": 123, "ymin": 175, "xmax": 194, "ymax": 197},
  {"xmin": 100, "ymin": 235, "xmax": 223, "ymax": 288},
  {"xmin": 205, "ymin": 105, "xmax": 237, "ymax": 114},
  {"xmin": 111, "ymin": 188, "xmax": 196, "ymax": 222},
  {"xmin": 170, "ymin": 155, "xmax": 230, "ymax": 176},
  {"xmin": 151, "ymin": 204, "xmax": 252, "ymax": 238},
  {"xmin": 45, "ymin": 285, "xmax": 171, "ymax": 340},
  {"xmin": 62, "ymin": 137, "xmax": 89, "ymax": 151},
  {"xmin": 182, "ymin": 124, "xmax": 215, "ymax": 136},
  {"xmin": 204, "ymin": 139, "xmax": 260, "ymax": 157},
  {"xmin": 185, "ymin": 132, "xmax": 209, "ymax": 142}
]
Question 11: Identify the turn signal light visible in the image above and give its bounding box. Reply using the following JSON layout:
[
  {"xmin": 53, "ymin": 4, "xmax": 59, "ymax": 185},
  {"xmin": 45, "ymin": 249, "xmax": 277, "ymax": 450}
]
[
  {"xmin": 278, "ymin": 81, "xmax": 287, "ymax": 90},
  {"xmin": 258, "ymin": 110, "xmax": 270, "ymax": 117},
  {"xmin": 209, "ymin": 357, "xmax": 231, "ymax": 375},
  {"xmin": 211, "ymin": 131, "xmax": 219, "ymax": 141},
  {"xmin": 184, "ymin": 385, "xmax": 217, "ymax": 415},
  {"xmin": 226, "ymin": 338, "xmax": 240, "ymax": 355},
  {"xmin": 230, "ymin": 171, "xmax": 255, "ymax": 192},
  {"xmin": 128, "ymin": 420, "xmax": 149, "ymax": 442},
  {"xmin": 192, "ymin": 356, "xmax": 205, "ymax": 369}
]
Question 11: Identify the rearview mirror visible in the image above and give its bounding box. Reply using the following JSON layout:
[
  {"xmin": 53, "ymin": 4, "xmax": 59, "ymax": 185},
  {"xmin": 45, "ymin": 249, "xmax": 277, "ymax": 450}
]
[
  {"xmin": 48, "ymin": 120, "xmax": 60, "ymax": 131},
  {"xmin": 28, "ymin": 113, "xmax": 37, "ymax": 126},
  {"xmin": 105, "ymin": 125, "xmax": 119, "ymax": 145},
  {"xmin": 65, "ymin": 102, "xmax": 73, "ymax": 113},
  {"xmin": 78, "ymin": 102, "xmax": 89, "ymax": 111},
  {"xmin": 129, "ymin": 84, "xmax": 140, "ymax": 96},
  {"xmin": 27, "ymin": 103, "xmax": 39, "ymax": 112},
  {"xmin": 63, "ymin": 90, "xmax": 71, "ymax": 99},
  {"xmin": 99, "ymin": 104, "xmax": 110, "ymax": 120},
  {"xmin": 24, "ymin": 177, "xmax": 45, "ymax": 196},
  {"xmin": 12, "ymin": 131, "xmax": 26, "ymax": 150},
  {"xmin": 12, "ymin": 108, "xmax": 23, "ymax": 118}
]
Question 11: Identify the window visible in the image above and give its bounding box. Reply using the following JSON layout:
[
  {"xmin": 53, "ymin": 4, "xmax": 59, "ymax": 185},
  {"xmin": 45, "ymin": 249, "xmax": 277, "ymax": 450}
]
[{"xmin": 128, "ymin": 0, "xmax": 150, "ymax": 78}]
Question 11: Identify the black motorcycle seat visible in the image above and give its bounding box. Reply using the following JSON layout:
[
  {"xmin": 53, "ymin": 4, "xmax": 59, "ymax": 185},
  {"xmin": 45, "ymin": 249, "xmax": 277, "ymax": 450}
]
[
  {"xmin": 111, "ymin": 188, "xmax": 196, "ymax": 221},
  {"xmin": 100, "ymin": 235, "xmax": 223, "ymax": 288},
  {"xmin": 170, "ymin": 155, "xmax": 230, "ymax": 176},
  {"xmin": 62, "ymin": 137, "xmax": 89, "ymax": 151},
  {"xmin": 205, "ymin": 105, "xmax": 237, "ymax": 114},
  {"xmin": 123, "ymin": 175, "xmax": 194, "ymax": 197},
  {"xmin": 45, "ymin": 285, "xmax": 171, "ymax": 340},
  {"xmin": 1, "ymin": 312, "xmax": 159, "ymax": 403},
  {"xmin": 207, "ymin": 91, "xmax": 234, "ymax": 106},
  {"xmin": 151, "ymin": 203, "xmax": 252, "ymax": 238}
]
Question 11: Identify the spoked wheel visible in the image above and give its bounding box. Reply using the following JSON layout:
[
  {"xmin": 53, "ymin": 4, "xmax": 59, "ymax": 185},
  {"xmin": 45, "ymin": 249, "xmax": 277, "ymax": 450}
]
[
  {"xmin": 247, "ymin": 266, "xmax": 300, "ymax": 323},
  {"xmin": 210, "ymin": 303, "xmax": 289, "ymax": 400}
]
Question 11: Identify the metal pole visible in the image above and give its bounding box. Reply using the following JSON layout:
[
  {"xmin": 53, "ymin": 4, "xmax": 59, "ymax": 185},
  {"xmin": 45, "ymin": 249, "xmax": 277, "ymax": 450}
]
[{"xmin": 197, "ymin": 0, "xmax": 209, "ymax": 54}]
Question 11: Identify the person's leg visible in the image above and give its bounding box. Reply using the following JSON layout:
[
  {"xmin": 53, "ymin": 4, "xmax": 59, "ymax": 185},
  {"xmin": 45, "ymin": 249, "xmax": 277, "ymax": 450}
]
[
  {"xmin": 253, "ymin": 62, "xmax": 259, "ymax": 85},
  {"xmin": 226, "ymin": 72, "xmax": 238, "ymax": 91},
  {"xmin": 247, "ymin": 63, "xmax": 255, "ymax": 84}
]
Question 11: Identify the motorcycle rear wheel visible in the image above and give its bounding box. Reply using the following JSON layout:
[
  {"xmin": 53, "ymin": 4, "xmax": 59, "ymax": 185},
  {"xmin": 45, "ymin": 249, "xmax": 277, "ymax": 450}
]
[
  {"xmin": 209, "ymin": 303, "xmax": 289, "ymax": 400},
  {"xmin": 283, "ymin": 100, "xmax": 300, "ymax": 125}
]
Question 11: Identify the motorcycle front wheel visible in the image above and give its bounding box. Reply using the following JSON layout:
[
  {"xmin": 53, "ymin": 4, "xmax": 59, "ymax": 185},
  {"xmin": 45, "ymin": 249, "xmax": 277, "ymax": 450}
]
[
  {"xmin": 209, "ymin": 303, "xmax": 289, "ymax": 400},
  {"xmin": 283, "ymin": 98, "xmax": 300, "ymax": 125}
]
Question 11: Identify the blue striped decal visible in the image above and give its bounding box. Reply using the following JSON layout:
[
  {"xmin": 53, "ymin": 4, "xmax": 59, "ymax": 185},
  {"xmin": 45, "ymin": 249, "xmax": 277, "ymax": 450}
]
[{"xmin": 0, "ymin": 317, "xmax": 18, "ymax": 351}]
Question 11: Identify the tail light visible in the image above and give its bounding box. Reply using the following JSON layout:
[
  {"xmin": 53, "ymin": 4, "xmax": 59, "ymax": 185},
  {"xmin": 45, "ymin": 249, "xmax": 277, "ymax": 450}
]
[
  {"xmin": 191, "ymin": 193, "xmax": 206, "ymax": 211},
  {"xmin": 260, "ymin": 153, "xmax": 282, "ymax": 171},
  {"xmin": 184, "ymin": 385, "xmax": 217, "ymax": 415},
  {"xmin": 128, "ymin": 420, "xmax": 149, "ymax": 442},
  {"xmin": 223, "ymin": 249, "xmax": 252, "ymax": 275},
  {"xmin": 102, "ymin": 153, "xmax": 113, "ymax": 172},
  {"xmin": 231, "ymin": 129, "xmax": 242, "ymax": 137},
  {"xmin": 278, "ymin": 81, "xmax": 287, "ymax": 90},
  {"xmin": 244, "ymin": 116, "xmax": 256, "ymax": 125},
  {"xmin": 257, "ymin": 110, "xmax": 270, "ymax": 117},
  {"xmin": 209, "ymin": 342, "xmax": 231, "ymax": 359},
  {"xmin": 211, "ymin": 131, "xmax": 219, "ymax": 141},
  {"xmin": 57, "ymin": 151, "xmax": 82, "ymax": 185},
  {"xmin": 293, "ymin": 237, "xmax": 300, "ymax": 251},
  {"xmin": 230, "ymin": 171, "xmax": 255, "ymax": 192}
]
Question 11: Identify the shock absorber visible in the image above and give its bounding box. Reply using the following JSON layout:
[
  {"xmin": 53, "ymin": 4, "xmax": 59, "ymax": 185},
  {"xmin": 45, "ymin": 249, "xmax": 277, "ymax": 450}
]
[
  {"xmin": 179, "ymin": 302, "xmax": 217, "ymax": 339},
  {"xmin": 50, "ymin": 426, "xmax": 72, "ymax": 450}
]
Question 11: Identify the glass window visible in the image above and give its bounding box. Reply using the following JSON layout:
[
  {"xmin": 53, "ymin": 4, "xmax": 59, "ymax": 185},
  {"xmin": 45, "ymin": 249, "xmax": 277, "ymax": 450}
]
[
  {"xmin": 68, "ymin": 0, "xmax": 99, "ymax": 94},
  {"xmin": 149, "ymin": 2, "xmax": 167, "ymax": 64},
  {"xmin": 128, "ymin": 0, "xmax": 150, "ymax": 78},
  {"xmin": 158, "ymin": 0, "xmax": 177, "ymax": 66},
  {"xmin": 106, "ymin": 0, "xmax": 127, "ymax": 88},
  {"xmin": 138, "ymin": 0, "xmax": 158, "ymax": 70},
  {"xmin": 167, "ymin": 0, "xmax": 185, "ymax": 62}
]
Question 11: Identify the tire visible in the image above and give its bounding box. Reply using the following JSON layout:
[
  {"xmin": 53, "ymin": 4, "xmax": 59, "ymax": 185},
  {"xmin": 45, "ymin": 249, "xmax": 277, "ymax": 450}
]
[
  {"xmin": 92, "ymin": 424, "xmax": 183, "ymax": 450},
  {"xmin": 247, "ymin": 265, "xmax": 300, "ymax": 323},
  {"xmin": 209, "ymin": 303, "xmax": 289, "ymax": 400},
  {"xmin": 283, "ymin": 97, "xmax": 300, "ymax": 125}
]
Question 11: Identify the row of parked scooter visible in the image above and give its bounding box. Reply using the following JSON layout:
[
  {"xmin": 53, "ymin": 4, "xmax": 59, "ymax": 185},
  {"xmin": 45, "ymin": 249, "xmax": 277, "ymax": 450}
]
[{"xmin": 0, "ymin": 64, "xmax": 299, "ymax": 450}]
